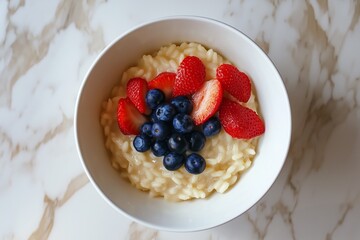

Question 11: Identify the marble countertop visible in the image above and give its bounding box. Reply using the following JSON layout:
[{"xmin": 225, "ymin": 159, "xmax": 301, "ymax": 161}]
[{"xmin": 1, "ymin": 0, "xmax": 360, "ymax": 239}]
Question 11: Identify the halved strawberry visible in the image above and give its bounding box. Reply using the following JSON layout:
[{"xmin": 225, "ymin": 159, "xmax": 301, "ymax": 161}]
[
  {"xmin": 216, "ymin": 64, "xmax": 251, "ymax": 102},
  {"xmin": 126, "ymin": 77, "xmax": 150, "ymax": 114},
  {"xmin": 191, "ymin": 79, "xmax": 223, "ymax": 125},
  {"xmin": 117, "ymin": 97, "xmax": 147, "ymax": 135},
  {"xmin": 219, "ymin": 98, "xmax": 265, "ymax": 139},
  {"xmin": 173, "ymin": 56, "xmax": 206, "ymax": 97},
  {"xmin": 148, "ymin": 72, "xmax": 176, "ymax": 99}
]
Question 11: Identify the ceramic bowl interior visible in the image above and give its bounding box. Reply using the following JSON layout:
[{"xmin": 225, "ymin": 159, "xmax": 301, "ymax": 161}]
[{"xmin": 75, "ymin": 16, "xmax": 291, "ymax": 232}]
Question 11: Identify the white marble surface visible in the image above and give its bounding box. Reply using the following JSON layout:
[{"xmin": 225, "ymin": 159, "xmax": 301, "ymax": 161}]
[{"xmin": 1, "ymin": 0, "xmax": 360, "ymax": 239}]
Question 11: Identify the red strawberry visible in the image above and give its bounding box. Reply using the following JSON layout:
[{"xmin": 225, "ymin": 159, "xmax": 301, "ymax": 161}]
[
  {"xmin": 126, "ymin": 77, "xmax": 150, "ymax": 114},
  {"xmin": 117, "ymin": 97, "xmax": 147, "ymax": 135},
  {"xmin": 191, "ymin": 79, "xmax": 223, "ymax": 125},
  {"xmin": 173, "ymin": 56, "xmax": 206, "ymax": 97},
  {"xmin": 148, "ymin": 72, "xmax": 176, "ymax": 99},
  {"xmin": 216, "ymin": 64, "xmax": 251, "ymax": 102},
  {"xmin": 219, "ymin": 98, "xmax": 265, "ymax": 139}
]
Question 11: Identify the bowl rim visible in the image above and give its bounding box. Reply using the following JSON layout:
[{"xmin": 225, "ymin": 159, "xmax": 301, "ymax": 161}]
[{"xmin": 74, "ymin": 15, "xmax": 292, "ymax": 232}]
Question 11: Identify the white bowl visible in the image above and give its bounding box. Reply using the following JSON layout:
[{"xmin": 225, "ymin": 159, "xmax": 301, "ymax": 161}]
[{"xmin": 75, "ymin": 16, "xmax": 291, "ymax": 232}]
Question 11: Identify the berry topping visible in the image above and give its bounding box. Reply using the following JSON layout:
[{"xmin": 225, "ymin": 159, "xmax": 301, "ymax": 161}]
[
  {"xmin": 173, "ymin": 56, "xmax": 206, "ymax": 97},
  {"xmin": 168, "ymin": 133, "xmax": 188, "ymax": 154},
  {"xmin": 172, "ymin": 113, "xmax": 194, "ymax": 133},
  {"xmin": 202, "ymin": 117, "xmax": 221, "ymax": 137},
  {"xmin": 219, "ymin": 98, "xmax": 265, "ymax": 139},
  {"xmin": 170, "ymin": 96, "xmax": 193, "ymax": 114},
  {"xmin": 216, "ymin": 64, "xmax": 251, "ymax": 102},
  {"xmin": 140, "ymin": 122, "xmax": 153, "ymax": 137},
  {"xmin": 116, "ymin": 55, "xmax": 264, "ymax": 175},
  {"xmin": 155, "ymin": 103, "xmax": 177, "ymax": 122},
  {"xmin": 151, "ymin": 121, "xmax": 171, "ymax": 140},
  {"xmin": 187, "ymin": 131, "xmax": 206, "ymax": 152},
  {"xmin": 185, "ymin": 153, "xmax": 206, "ymax": 174},
  {"xmin": 191, "ymin": 79, "xmax": 223, "ymax": 125},
  {"xmin": 146, "ymin": 89, "xmax": 165, "ymax": 110},
  {"xmin": 148, "ymin": 72, "xmax": 176, "ymax": 99},
  {"xmin": 126, "ymin": 77, "xmax": 150, "ymax": 114},
  {"xmin": 117, "ymin": 98, "xmax": 147, "ymax": 135},
  {"xmin": 133, "ymin": 135, "xmax": 151, "ymax": 152},
  {"xmin": 163, "ymin": 152, "xmax": 185, "ymax": 171},
  {"xmin": 151, "ymin": 140, "xmax": 169, "ymax": 157}
]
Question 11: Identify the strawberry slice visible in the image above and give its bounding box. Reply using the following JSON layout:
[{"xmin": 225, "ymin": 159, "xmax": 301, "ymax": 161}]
[
  {"xmin": 216, "ymin": 64, "xmax": 251, "ymax": 102},
  {"xmin": 191, "ymin": 79, "xmax": 223, "ymax": 125},
  {"xmin": 126, "ymin": 77, "xmax": 150, "ymax": 114},
  {"xmin": 219, "ymin": 98, "xmax": 265, "ymax": 139},
  {"xmin": 173, "ymin": 56, "xmax": 206, "ymax": 97},
  {"xmin": 117, "ymin": 97, "xmax": 147, "ymax": 135},
  {"xmin": 148, "ymin": 72, "xmax": 176, "ymax": 99}
]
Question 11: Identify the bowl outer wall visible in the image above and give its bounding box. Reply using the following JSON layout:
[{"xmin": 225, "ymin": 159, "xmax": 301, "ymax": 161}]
[{"xmin": 74, "ymin": 16, "xmax": 292, "ymax": 232}]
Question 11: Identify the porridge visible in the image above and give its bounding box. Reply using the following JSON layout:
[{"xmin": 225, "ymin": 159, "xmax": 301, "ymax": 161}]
[{"xmin": 100, "ymin": 42, "xmax": 264, "ymax": 201}]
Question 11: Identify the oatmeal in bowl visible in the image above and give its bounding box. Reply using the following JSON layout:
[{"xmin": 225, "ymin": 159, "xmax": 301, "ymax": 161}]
[{"xmin": 75, "ymin": 16, "xmax": 291, "ymax": 231}]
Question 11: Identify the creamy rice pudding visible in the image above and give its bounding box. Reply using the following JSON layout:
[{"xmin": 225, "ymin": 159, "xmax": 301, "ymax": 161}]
[{"xmin": 100, "ymin": 42, "xmax": 261, "ymax": 201}]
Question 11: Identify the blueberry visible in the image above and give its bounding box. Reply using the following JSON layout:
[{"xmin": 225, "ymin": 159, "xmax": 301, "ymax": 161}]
[
  {"xmin": 155, "ymin": 103, "xmax": 176, "ymax": 122},
  {"xmin": 173, "ymin": 113, "xmax": 194, "ymax": 133},
  {"xmin": 163, "ymin": 152, "xmax": 185, "ymax": 171},
  {"xmin": 133, "ymin": 135, "xmax": 151, "ymax": 152},
  {"xmin": 171, "ymin": 96, "xmax": 193, "ymax": 114},
  {"xmin": 185, "ymin": 153, "xmax": 206, "ymax": 174},
  {"xmin": 202, "ymin": 117, "xmax": 221, "ymax": 137},
  {"xmin": 146, "ymin": 89, "xmax": 165, "ymax": 109},
  {"xmin": 168, "ymin": 133, "xmax": 188, "ymax": 154},
  {"xmin": 151, "ymin": 121, "xmax": 171, "ymax": 140},
  {"xmin": 150, "ymin": 110, "xmax": 158, "ymax": 122},
  {"xmin": 140, "ymin": 122, "xmax": 153, "ymax": 137},
  {"xmin": 151, "ymin": 140, "xmax": 169, "ymax": 157},
  {"xmin": 187, "ymin": 131, "xmax": 206, "ymax": 152}
]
